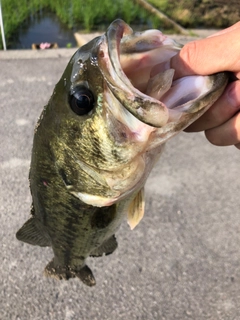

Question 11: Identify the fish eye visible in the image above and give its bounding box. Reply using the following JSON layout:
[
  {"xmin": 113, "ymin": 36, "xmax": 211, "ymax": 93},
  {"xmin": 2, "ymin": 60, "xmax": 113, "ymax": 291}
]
[{"xmin": 69, "ymin": 86, "xmax": 95, "ymax": 115}]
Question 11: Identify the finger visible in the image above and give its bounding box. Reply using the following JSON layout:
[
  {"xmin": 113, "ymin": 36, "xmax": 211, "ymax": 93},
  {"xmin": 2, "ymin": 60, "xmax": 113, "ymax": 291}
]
[
  {"xmin": 207, "ymin": 21, "xmax": 240, "ymax": 37},
  {"xmin": 171, "ymin": 28, "xmax": 240, "ymax": 79},
  {"xmin": 205, "ymin": 111, "xmax": 240, "ymax": 147},
  {"xmin": 185, "ymin": 80, "xmax": 240, "ymax": 132}
]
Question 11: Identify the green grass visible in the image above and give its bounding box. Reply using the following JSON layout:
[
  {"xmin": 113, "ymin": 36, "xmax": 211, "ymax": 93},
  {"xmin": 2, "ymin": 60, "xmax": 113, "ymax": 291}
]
[
  {"xmin": 1, "ymin": 0, "xmax": 48, "ymax": 43},
  {"xmin": 0, "ymin": 0, "xmax": 160, "ymax": 49},
  {"xmin": 1, "ymin": 0, "xmax": 237, "ymax": 49},
  {"xmin": 48, "ymin": 0, "xmax": 155, "ymax": 30}
]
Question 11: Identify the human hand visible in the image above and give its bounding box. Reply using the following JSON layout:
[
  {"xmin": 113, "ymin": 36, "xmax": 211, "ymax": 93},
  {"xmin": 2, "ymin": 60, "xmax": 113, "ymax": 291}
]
[{"xmin": 170, "ymin": 22, "xmax": 240, "ymax": 150}]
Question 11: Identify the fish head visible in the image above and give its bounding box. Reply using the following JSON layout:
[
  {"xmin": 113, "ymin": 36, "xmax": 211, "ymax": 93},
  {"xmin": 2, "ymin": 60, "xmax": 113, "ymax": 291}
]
[{"xmin": 44, "ymin": 19, "xmax": 228, "ymax": 207}]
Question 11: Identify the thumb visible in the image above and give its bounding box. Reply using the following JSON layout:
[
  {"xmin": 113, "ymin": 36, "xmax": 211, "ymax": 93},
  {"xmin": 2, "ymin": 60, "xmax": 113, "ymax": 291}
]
[{"xmin": 171, "ymin": 27, "xmax": 240, "ymax": 79}]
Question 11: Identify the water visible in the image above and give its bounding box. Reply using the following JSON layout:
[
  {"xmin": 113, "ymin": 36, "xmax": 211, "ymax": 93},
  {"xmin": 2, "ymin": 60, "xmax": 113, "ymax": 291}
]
[{"xmin": 8, "ymin": 10, "xmax": 77, "ymax": 49}]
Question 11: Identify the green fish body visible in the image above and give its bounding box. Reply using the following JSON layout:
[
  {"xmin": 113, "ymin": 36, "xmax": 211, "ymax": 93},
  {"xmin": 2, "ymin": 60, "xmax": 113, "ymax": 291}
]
[{"xmin": 16, "ymin": 20, "xmax": 228, "ymax": 286}]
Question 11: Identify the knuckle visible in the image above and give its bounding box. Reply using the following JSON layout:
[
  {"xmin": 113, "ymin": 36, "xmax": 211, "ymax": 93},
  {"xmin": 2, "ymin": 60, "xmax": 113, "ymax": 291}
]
[{"xmin": 179, "ymin": 41, "xmax": 199, "ymax": 69}]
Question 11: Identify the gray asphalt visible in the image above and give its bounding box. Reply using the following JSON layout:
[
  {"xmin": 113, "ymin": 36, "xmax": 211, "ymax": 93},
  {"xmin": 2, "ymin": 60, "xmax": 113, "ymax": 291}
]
[{"xmin": 0, "ymin": 45, "xmax": 240, "ymax": 320}]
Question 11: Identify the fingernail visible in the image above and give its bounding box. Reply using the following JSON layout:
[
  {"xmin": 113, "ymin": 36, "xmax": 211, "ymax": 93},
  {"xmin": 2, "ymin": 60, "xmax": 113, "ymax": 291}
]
[{"xmin": 150, "ymin": 61, "xmax": 170, "ymax": 78}]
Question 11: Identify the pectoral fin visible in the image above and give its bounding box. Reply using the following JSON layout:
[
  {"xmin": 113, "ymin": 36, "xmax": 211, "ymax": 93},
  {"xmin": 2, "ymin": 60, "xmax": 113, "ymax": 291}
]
[
  {"xmin": 16, "ymin": 217, "xmax": 50, "ymax": 247},
  {"xmin": 90, "ymin": 235, "xmax": 118, "ymax": 257},
  {"xmin": 127, "ymin": 188, "xmax": 145, "ymax": 230}
]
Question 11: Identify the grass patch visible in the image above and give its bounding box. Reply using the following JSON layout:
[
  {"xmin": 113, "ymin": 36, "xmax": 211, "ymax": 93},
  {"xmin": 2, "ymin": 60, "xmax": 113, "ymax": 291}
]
[
  {"xmin": 0, "ymin": 0, "xmax": 161, "ymax": 49},
  {"xmin": 1, "ymin": 0, "xmax": 48, "ymax": 44},
  {"xmin": 1, "ymin": 0, "xmax": 239, "ymax": 49}
]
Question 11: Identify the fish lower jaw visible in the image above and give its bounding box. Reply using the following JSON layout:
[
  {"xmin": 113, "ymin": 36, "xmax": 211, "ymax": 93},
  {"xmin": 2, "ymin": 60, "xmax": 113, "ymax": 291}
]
[
  {"xmin": 70, "ymin": 182, "xmax": 140, "ymax": 207},
  {"xmin": 69, "ymin": 174, "xmax": 145, "ymax": 208},
  {"xmin": 69, "ymin": 154, "xmax": 152, "ymax": 208},
  {"xmin": 70, "ymin": 191, "xmax": 121, "ymax": 207},
  {"xmin": 105, "ymin": 88, "xmax": 156, "ymax": 143}
]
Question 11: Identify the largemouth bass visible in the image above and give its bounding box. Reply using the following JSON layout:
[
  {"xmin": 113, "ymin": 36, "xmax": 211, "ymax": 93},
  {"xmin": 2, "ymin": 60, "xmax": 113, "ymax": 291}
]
[{"xmin": 16, "ymin": 19, "xmax": 228, "ymax": 286}]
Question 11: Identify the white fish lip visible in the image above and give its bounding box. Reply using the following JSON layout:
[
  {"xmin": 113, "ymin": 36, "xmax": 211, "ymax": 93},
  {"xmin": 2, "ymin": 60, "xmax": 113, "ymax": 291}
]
[{"xmin": 97, "ymin": 19, "xmax": 170, "ymax": 128}]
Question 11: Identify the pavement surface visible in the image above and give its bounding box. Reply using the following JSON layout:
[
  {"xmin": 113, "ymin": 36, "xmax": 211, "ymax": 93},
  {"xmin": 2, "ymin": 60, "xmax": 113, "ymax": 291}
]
[{"xmin": 0, "ymin": 32, "xmax": 240, "ymax": 320}]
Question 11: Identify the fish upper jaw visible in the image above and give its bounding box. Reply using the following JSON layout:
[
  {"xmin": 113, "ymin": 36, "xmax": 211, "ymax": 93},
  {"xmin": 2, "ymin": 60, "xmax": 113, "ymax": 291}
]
[
  {"xmin": 98, "ymin": 22, "xmax": 169, "ymax": 129},
  {"xmin": 97, "ymin": 19, "xmax": 228, "ymax": 144}
]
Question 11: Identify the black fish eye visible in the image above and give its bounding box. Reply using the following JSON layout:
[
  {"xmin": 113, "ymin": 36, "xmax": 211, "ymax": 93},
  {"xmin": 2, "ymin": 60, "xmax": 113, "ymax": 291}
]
[{"xmin": 69, "ymin": 86, "xmax": 95, "ymax": 115}]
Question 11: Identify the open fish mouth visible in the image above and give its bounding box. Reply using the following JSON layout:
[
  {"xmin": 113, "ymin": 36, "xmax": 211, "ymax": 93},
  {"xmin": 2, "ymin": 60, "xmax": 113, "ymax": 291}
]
[
  {"xmin": 98, "ymin": 19, "xmax": 227, "ymax": 129},
  {"xmin": 63, "ymin": 20, "xmax": 228, "ymax": 206}
]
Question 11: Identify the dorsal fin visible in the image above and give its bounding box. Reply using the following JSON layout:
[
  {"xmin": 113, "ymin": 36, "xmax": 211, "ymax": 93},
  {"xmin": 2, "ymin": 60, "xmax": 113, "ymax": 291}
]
[
  {"xmin": 16, "ymin": 217, "xmax": 50, "ymax": 247},
  {"xmin": 127, "ymin": 188, "xmax": 145, "ymax": 230},
  {"xmin": 90, "ymin": 235, "xmax": 118, "ymax": 257}
]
